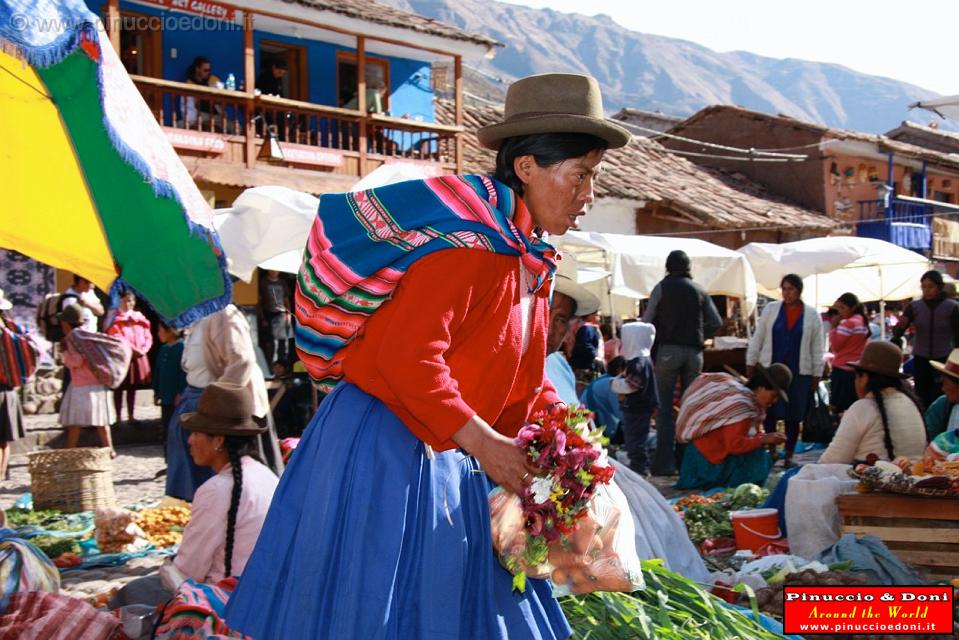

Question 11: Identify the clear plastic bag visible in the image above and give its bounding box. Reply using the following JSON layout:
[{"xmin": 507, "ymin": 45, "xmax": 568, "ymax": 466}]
[{"xmin": 490, "ymin": 482, "xmax": 644, "ymax": 596}]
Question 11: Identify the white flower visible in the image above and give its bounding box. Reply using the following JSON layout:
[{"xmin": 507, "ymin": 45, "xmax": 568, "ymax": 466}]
[{"xmin": 530, "ymin": 476, "xmax": 554, "ymax": 505}]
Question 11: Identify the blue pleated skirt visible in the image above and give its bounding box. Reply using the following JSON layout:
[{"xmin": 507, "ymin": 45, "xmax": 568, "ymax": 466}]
[
  {"xmin": 165, "ymin": 385, "xmax": 213, "ymax": 501},
  {"xmin": 224, "ymin": 382, "xmax": 571, "ymax": 640}
]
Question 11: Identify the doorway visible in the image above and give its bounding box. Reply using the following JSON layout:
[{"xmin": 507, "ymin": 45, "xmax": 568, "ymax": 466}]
[
  {"xmin": 119, "ymin": 11, "xmax": 162, "ymax": 77},
  {"xmin": 258, "ymin": 41, "xmax": 307, "ymax": 100}
]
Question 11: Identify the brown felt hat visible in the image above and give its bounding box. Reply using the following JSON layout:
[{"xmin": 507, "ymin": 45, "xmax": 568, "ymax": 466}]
[
  {"xmin": 849, "ymin": 341, "xmax": 905, "ymax": 379},
  {"xmin": 756, "ymin": 363, "xmax": 793, "ymax": 403},
  {"xmin": 57, "ymin": 302, "xmax": 84, "ymax": 327},
  {"xmin": 476, "ymin": 73, "xmax": 631, "ymax": 150},
  {"xmin": 180, "ymin": 382, "xmax": 265, "ymax": 437}
]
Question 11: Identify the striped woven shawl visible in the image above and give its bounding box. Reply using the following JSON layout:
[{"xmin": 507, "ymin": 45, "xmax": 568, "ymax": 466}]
[
  {"xmin": 294, "ymin": 175, "xmax": 556, "ymax": 389},
  {"xmin": 64, "ymin": 329, "xmax": 132, "ymax": 389},
  {"xmin": 0, "ymin": 319, "xmax": 38, "ymax": 388},
  {"xmin": 675, "ymin": 372, "xmax": 763, "ymax": 443}
]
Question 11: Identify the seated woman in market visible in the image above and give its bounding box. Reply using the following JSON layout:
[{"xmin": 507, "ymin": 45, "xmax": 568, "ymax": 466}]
[
  {"xmin": 819, "ymin": 341, "xmax": 926, "ymax": 464},
  {"xmin": 112, "ymin": 383, "xmax": 278, "ymax": 607},
  {"xmin": 674, "ymin": 364, "xmax": 791, "ymax": 490},
  {"xmin": 925, "ymin": 348, "xmax": 959, "ymax": 441}
]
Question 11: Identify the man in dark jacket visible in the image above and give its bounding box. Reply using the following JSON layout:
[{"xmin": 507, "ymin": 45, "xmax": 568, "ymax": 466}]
[{"xmin": 642, "ymin": 250, "xmax": 722, "ymax": 475}]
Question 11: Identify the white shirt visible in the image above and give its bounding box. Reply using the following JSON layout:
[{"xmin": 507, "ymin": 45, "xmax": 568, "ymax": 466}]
[
  {"xmin": 174, "ymin": 456, "xmax": 278, "ymax": 583},
  {"xmin": 62, "ymin": 287, "xmax": 100, "ymax": 333},
  {"xmin": 182, "ymin": 318, "xmax": 215, "ymax": 388},
  {"xmin": 819, "ymin": 389, "xmax": 927, "ymax": 464}
]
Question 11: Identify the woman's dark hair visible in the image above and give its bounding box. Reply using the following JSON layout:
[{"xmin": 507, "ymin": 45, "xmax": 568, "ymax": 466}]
[
  {"xmin": 493, "ymin": 133, "xmax": 608, "ymax": 196},
  {"xmin": 780, "ymin": 273, "xmax": 804, "ymax": 295},
  {"xmin": 860, "ymin": 370, "xmax": 924, "ymax": 461},
  {"xmin": 600, "ymin": 324, "xmax": 613, "ymax": 340},
  {"xmin": 921, "ymin": 269, "xmax": 945, "ymax": 290},
  {"xmin": 607, "ymin": 355, "xmax": 626, "ymax": 376},
  {"xmin": 223, "ymin": 435, "xmax": 258, "ymax": 578},
  {"xmin": 186, "ymin": 56, "xmax": 210, "ymax": 82},
  {"xmin": 837, "ymin": 292, "xmax": 869, "ymax": 328}
]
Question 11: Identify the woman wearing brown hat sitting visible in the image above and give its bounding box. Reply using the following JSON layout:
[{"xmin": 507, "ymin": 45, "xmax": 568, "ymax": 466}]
[
  {"xmin": 225, "ymin": 73, "xmax": 631, "ymax": 639},
  {"xmin": 674, "ymin": 364, "xmax": 791, "ymax": 490},
  {"xmin": 112, "ymin": 382, "xmax": 278, "ymax": 608},
  {"xmin": 819, "ymin": 342, "xmax": 927, "ymax": 464}
]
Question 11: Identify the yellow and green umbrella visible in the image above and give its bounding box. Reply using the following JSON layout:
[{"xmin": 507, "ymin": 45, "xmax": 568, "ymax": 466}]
[{"xmin": 1, "ymin": 0, "xmax": 231, "ymax": 327}]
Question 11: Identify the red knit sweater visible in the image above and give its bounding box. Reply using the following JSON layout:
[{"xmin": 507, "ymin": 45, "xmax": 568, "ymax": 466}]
[
  {"xmin": 693, "ymin": 419, "xmax": 765, "ymax": 464},
  {"xmin": 341, "ymin": 249, "xmax": 561, "ymax": 451}
]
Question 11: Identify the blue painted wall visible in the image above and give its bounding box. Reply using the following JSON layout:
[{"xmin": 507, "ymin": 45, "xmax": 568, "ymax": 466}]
[{"xmin": 92, "ymin": 2, "xmax": 434, "ymax": 122}]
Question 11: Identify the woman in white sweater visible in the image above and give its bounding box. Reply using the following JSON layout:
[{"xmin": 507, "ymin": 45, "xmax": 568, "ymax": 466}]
[
  {"xmin": 819, "ymin": 341, "xmax": 927, "ymax": 464},
  {"xmin": 747, "ymin": 274, "xmax": 824, "ymax": 468}
]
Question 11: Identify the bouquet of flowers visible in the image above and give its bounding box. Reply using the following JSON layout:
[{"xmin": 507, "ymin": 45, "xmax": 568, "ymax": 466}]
[{"xmin": 490, "ymin": 405, "xmax": 643, "ymax": 595}]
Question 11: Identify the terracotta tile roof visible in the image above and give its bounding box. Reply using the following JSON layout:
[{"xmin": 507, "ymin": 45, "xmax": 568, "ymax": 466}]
[
  {"xmin": 291, "ymin": 0, "xmax": 500, "ymax": 48},
  {"xmin": 674, "ymin": 105, "xmax": 959, "ymax": 173},
  {"xmin": 885, "ymin": 121, "xmax": 959, "ymax": 154},
  {"xmin": 439, "ymin": 100, "xmax": 836, "ymax": 232}
]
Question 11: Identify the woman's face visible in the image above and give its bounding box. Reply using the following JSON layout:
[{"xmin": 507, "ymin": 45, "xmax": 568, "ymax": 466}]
[
  {"xmin": 835, "ymin": 302, "xmax": 853, "ymax": 319},
  {"xmin": 854, "ymin": 371, "xmax": 869, "ymax": 399},
  {"xmin": 921, "ymin": 278, "xmax": 941, "ymax": 301},
  {"xmin": 187, "ymin": 431, "xmax": 224, "ymax": 468},
  {"xmin": 754, "ymin": 388, "xmax": 780, "ymax": 409},
  {"xmin": 120, "ymin": 296, "xmax": 135, "ymax": 312},
  {"xmin": 517, "ymin": 149, "xmax": 605, "ymax": 235},
  {"xmin": 781, "ymin": 281, "xmax": 801, "ymax": 305}
]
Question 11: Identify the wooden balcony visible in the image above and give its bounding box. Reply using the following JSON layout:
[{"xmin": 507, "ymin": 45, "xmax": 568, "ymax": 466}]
[{"xmin": 133, "ymin": 76, "xmax": 462, "ymax": 191}]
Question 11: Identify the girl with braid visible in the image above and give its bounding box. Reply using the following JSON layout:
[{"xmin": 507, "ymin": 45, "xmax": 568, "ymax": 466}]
[
  {"xmin": 110, "ymin": 383, "xmax": 278, "ymax": 608},
  {"xmin": 820, "ymin": 342, "xmax": 927, "ymax": 464},
  {"xmin": 175, "ymin": 382, "xmax": 278, "ymax": 582}
]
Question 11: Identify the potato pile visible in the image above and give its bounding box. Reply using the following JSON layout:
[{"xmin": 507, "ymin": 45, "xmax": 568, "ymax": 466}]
[
  {"xmin": 751, "ymin": 570, "xmax": 869, "ymax": 619},
  {"xmin": 94, "ymin": 507, "xmax": 150, "ymax": 554},
  {"xmin": 136, "ymin": 506, "xmax": 191, "ymax": 548}
]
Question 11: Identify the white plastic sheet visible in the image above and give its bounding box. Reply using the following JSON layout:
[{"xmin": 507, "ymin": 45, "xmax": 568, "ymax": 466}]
[{"xmin": 784, "ymin": 463, "xmax": 859, "ymax": 559}]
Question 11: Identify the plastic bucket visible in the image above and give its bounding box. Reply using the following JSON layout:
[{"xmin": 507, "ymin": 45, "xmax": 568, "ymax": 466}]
[{"xmin": 730, "ymin": 508, "xmax": 781, "ymax": 552}]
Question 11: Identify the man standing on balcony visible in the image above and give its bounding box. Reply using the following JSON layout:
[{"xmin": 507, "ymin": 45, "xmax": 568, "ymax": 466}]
[
  {"xmin": 892, "ymin": 269, "xmax": 959, "ymax": 409},
  {"xmin": 256, "ymin": 60, "xmax": 287, "ymax": 97},
  {"xmin": 643, "ymin": 250, "xmax": 722, "ymax": 476}
]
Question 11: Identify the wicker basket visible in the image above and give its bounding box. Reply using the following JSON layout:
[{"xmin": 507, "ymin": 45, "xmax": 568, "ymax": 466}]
[{"xmin": 27, "ymin": 448, "xmax": 116, "ymax": 513}]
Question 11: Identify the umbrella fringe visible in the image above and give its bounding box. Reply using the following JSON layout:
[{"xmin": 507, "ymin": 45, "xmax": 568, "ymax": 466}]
[{"xmin": 0, "ymin": 21, "xmax": 96, "ymax": 69}]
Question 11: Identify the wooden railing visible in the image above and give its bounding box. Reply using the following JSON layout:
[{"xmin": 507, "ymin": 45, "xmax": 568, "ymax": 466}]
[{"xmin": 132, "ymin": 76, "xmax": 462, "ymax": 172}]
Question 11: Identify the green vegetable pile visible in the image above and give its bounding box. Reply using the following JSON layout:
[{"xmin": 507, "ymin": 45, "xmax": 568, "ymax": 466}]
[
  {"xmin": 720, "ymin": 484, "xmax": 769, "ymax": 511},
  {"xmin": 682, "ymin": 503, "xmax": 732, "ymax": 544},
  {"xmin": 561, "ymin": 560, "xmax": 782, "ymax": 640},
  {"xmin": 5, "ymin": 508, "xmax": 64, "ymax": 527},
  {"xmin": 29, "ymin": 535, "xmax": 81, "ymax": 559}
]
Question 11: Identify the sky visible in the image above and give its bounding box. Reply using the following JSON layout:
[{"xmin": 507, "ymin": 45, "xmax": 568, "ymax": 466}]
[{"xmin": 506, "ymin": 0, "xmax": 959, "ymax": 96}]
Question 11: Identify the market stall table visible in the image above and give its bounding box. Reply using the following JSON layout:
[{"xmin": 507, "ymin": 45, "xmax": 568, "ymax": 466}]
[{"xmin": 837, "ymin": 493, "xmax": 959, "ymax": 581}]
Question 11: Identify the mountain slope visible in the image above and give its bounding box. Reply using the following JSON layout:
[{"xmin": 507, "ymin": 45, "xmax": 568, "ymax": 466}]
[{"xmin": 387, "ymin": 0, "xmax": 942, "ymax": 133}]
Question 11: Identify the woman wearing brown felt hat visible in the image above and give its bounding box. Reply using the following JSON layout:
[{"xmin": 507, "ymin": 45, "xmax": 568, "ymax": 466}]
[
  {"xmin": 819, "ymin": 342, "xmax": 926, "ymax": 465},
  {"xmin": 225, "ymin": 73, "xmax": 630, "ymax": 639}
]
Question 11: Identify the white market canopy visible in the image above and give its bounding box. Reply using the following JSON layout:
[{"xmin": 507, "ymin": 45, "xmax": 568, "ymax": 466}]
[
  {"xmin": 910, "ymin": 95, "xmax": 959, "ymax": 121},
  {"xmin": 738, "ymin": 236, "xmax": 930, "ymax": 308},
  {"xmin": 551, "ymin": 231, "xmax": 758, "ymax": 317}
]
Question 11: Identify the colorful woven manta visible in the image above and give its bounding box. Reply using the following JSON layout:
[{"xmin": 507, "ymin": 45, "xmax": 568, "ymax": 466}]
[
  {"xmin": 675, "ymin": 372, "xmax": 764, "ymax": 443},
  {"xmin": 294, "ymin": 175, "xmax": 556, "ymax": 389}
]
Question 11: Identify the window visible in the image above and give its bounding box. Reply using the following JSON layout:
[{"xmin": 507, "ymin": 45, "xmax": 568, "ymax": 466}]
[{"xmin": 337, "ymin": 53, "xmax": 389, "ymax": 114}]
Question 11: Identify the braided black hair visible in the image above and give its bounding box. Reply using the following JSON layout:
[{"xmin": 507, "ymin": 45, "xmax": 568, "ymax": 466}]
[
  {"xmin": 222, "ymin": 435, "xmax": 257, "ymax": 578},
  {"xmin": 864, "ymin": 372, "xmax": 924, "ymax": 461}
]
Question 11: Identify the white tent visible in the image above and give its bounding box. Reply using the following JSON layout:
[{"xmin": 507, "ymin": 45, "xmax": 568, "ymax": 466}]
[
  {"xmin": 738, "ymin": 236, "xmax": 930, "ymax": 310},
  {"xmin": 551, "ymin": 231, "xmax": 758, "ymax": 318},
  {"xmin": 214, "ymin": 163, "xmax": 435, "ymax": 281},
  {"xmin": 910, "ymin": 96, "xmax": 959, "ymax": 121}
]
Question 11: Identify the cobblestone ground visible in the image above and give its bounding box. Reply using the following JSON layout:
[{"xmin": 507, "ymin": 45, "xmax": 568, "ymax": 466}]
[{"xmin": 2, "ymin": 401, "xmax": 170, "ymax": 603}]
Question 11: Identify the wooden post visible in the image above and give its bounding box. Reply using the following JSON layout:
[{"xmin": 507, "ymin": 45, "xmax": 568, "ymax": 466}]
[
  {"xmin": 454, "ymin": 55, "xmax": 463, "ymax": 173},
  {"xmin": 244, "ymin": 11, "xmax": 256, "ymax": 168},
  {"xmin": 357, "ymin": 36, "xmax": 367, "ymax": 175},
  {"xmin": 105, "ymin": 0, "xmax": 121, "ymax": 53}
]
